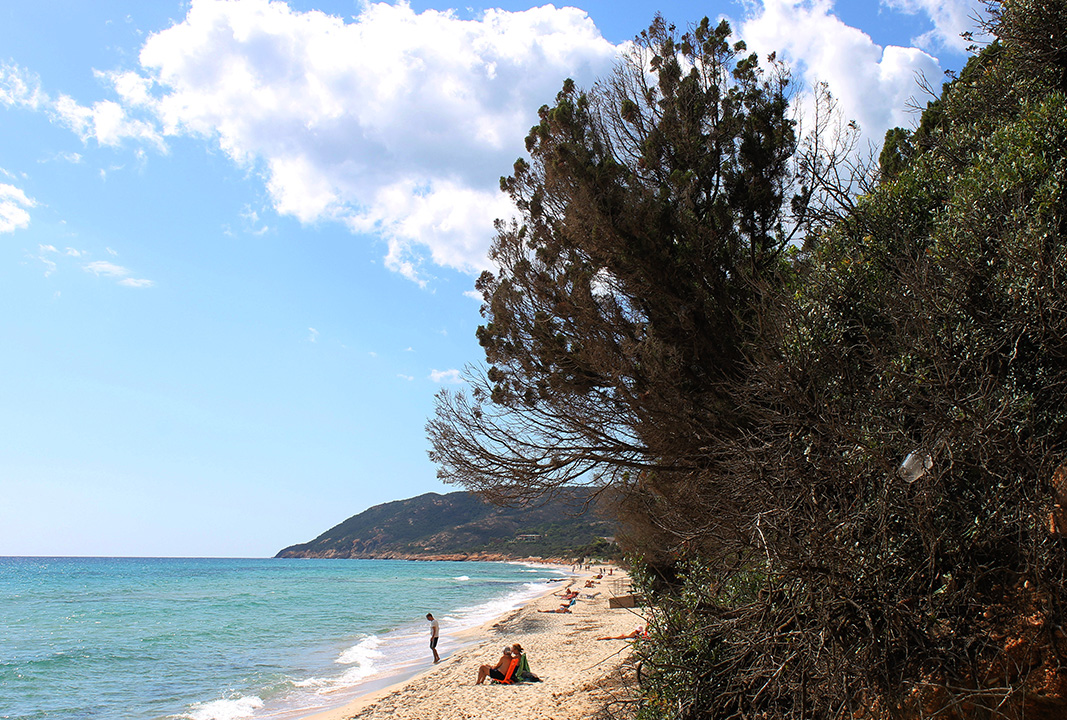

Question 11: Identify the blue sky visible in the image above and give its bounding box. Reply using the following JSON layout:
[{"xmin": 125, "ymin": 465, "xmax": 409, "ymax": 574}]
[{"xmin": 0, "ymin": 0, "xmax": 984, "ymax": 557}]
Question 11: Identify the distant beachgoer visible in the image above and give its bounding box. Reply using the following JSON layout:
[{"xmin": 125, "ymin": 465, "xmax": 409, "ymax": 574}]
[
  {"xmin": 539, "ymin": 605, "xmax": 572, "ymax": 613},
  {"xmin": 597, "ymin": 625, "xmax": 647, "ymax": 640},
  {"xmin": 426, "ymin": 613, "xmax": 440, "ymax": 663},
  {"xmin": 476, "ymin": 647, "xmax": 513, "ymax": 684}
]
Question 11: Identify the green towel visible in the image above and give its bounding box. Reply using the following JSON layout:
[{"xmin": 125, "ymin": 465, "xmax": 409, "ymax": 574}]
[{"xmin": 516, "ymin": 654, "xmax": 542, "ymax": 682}]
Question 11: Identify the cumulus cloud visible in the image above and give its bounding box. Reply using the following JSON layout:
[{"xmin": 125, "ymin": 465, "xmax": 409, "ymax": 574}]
[
  {"xmin": 0, "ymin": 182, "xmax": 35, "ymax": 233},
  {"xmin": 429, "ymin": 368, "xmax": 464, "ymax": 384},
  {"xmin": 882, "ymin": 0, "xmax": 987, "ymax": 53},
  {"xmin": 53, "ymin": 94, "xmax": 165, "ymax": 150},
  {"xmin": 0, "ymin": 63, "xmax": 164, "ymax": 150},
  {"xmin": 740, "ymin": 0, "xmax": 945, "ymax": 145},
  {"xmin": 3, "ymin": 1, "xmax": 984, "ymax": 285},
  {"xmin": 114, "ymin": 0, "xmax": 620, "ymax": 281}
]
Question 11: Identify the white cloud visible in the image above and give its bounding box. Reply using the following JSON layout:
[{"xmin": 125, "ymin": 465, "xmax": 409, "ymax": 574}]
[
  {"xmin": 52, "ymin": 92, "xmax": 166, "ymax": 149},
  {"xmin": 429, "ymin": 368, "xmax": 464, "ymax": 384},
  {"xmin": 39, "ymin": 257, "xmax": 57, "ymax": 277},
  {"xmin": 0, "ymin": 183, "xmax": 35, "ymax": 233},
  {"xmin": 106, "ymin": 247, "xmax": 118, "ymax": 256},
  {"xmin": 65, "ymin": 247, "xmax": 83, "ymax": 257},
  {"xmin": 33, "ymin": 245, "xmax": 57, "ymax": 276},
  {"xmin": 240, "ymin": 205, "xmax": 269, "ymax": 235},
  {"xmin": 882, "ymin": 0, "xmax": 987, "ymax": 53},
  {"xmin": 0, "ymin": 63, "xmax": 165, "ymax": 151},
  {"xmin": 84, "ymin": 260, "xmax": 130, "ymax": 277},
  {"xmin": 41, "ymin": 151, "xmax": 83, "ymax": 164},
  {"xmin": 308, "ymin": 327, "xmax": 319, "ymax": 343},
  {"xmin": 118, "ymin": 277, "xmax": 154, "ymax": 288},
  {"xmin": 83, "ymin": 259, "xmax": 154, "ymax": 287},
  {"xmin": 4, "ymin": 1, "xmax": 980, "ymax": 284},
  {"xmin": 0, "ymin": 63, "xmax": 45, "ymax": 109},
  {"xmin": 116, "ymin": 0, "xmax": 620, "ymax": 281},
  {"xmin": 740, "ymin": 0, "xmax": 945, "ymax": 145},
  {"xmin": 397, "ymin": 373, "xmax": 414, "ymax": 381}
]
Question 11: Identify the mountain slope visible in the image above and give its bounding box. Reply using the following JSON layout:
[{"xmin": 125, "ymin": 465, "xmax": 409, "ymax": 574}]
[{"xmin": 275, "ymin": 491, "xmax": 617, "ymax": 560}]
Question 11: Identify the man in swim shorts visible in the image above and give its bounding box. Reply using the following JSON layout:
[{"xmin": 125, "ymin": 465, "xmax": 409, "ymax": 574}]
[
  {"xmin": 426, "ymin": 612, "xmax": 440, "ymax": 663},
  {"xmin": 476, "ymin": 647, "xmax": 513, "ymax": 684}
]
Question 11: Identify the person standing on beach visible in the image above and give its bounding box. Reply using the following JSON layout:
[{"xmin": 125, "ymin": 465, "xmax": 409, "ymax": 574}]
[{"xmin": 426, "ymin": 613, "xmax": 440, "ymax": 663}]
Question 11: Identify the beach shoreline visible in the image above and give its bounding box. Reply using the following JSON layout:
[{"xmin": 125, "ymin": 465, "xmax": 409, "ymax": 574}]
[{"xmin": 298, "ymin": 566, "xmax": 643, "ymax": 720}]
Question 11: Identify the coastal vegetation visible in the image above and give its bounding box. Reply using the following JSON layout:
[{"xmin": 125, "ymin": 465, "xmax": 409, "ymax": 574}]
[{"xmin": 428, "ymin": 1, "xmax": 1067, "ymax": 718}]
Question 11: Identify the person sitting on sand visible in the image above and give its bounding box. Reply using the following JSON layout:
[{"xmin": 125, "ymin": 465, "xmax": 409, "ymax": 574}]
[
  {"xmin": 476, "ymin": 647, "xmax": 514, "ymax": 684},
  {"xmin": 511, "ymin": 643, "xmax": 542, "ymax": 682},
  {"xmin": 597, "ymin": 626, "xmax": 647, "ymax": 640}
]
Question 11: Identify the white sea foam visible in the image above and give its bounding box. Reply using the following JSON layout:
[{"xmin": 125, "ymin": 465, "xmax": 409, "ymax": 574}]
[
  {"xmin": 336, "ymin": 635, "xmax": 383, "ymax": 667},
  {"xmin": 292, "ymin": 675, "xmax": 331, "ymax": 689},
  {"xmin": 181, "ymin": 695, "xmax": 264, "ymax": 720},
  {"xmin": 453, "ymin": 575, "xmax": 470, "ymax": 581},
  {"xmin": 444, "ymin": 580, "xmax": 552, "ymax": 632}
]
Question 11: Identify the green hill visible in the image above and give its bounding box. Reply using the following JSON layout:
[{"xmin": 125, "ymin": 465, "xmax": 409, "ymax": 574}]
[{"xmin": 275, "ymin": 490, "xmax": 618, "ymax": 561}]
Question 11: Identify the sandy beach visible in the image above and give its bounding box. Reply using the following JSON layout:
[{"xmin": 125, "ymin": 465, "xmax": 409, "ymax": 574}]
[{"xmin": 300, "ymin": 568, "xmax": 644, "ymax": 720}]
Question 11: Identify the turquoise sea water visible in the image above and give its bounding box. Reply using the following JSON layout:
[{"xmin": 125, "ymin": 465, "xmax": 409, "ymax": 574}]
[{"xmin": 0, "ymin": 557, "xmax": 567, "ymax": 720}]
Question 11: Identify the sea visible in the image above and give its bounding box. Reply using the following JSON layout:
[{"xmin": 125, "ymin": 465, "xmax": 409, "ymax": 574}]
[{"xmin": 0, "ymin": 557, "xmax": 570, "ymax": 720}]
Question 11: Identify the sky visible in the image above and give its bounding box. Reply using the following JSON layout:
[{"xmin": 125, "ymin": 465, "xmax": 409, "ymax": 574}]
[{"xmin": 0, "ymin": 0, "xmax": 986, "ymax": 557}]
